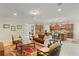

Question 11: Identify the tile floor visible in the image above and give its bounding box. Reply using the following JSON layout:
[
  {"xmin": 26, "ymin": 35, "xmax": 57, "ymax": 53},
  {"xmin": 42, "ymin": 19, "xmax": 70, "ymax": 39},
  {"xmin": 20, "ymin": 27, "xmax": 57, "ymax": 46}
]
[
  {"xmin": 4, "ymin": 40, "xmax": 79, "ymax": 56},
  {"xmin": 60, "ymin": 41, "xmax": 79, "ymax": 56}
]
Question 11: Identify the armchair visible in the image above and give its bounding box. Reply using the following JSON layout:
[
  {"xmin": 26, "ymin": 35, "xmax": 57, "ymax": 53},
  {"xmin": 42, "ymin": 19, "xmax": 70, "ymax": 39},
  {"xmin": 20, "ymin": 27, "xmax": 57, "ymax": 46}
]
[
  {"xmin": 12, "ymin": 34, "xmax": 22, "ymax": 44},
  {"xmin": 37, "ymin": 42, "xmax": 61, "ymax": 56}
]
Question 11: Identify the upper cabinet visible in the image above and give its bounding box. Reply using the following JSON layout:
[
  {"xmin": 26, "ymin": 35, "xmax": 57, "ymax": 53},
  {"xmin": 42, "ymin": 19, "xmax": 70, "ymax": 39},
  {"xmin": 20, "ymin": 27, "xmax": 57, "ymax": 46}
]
[
  {"xmin": 35, "ymin": 24, "xmax": 44, "ymax": 34},
  {"xmin": 50, "ymin": 24, "xmax": 73, "ymax": 30},
  {"xmin": 61, "ymin": 24, "xmax": 73, "ymax": 30},
  {"xmin": 50, "ymin": 23, "xmax": 74, "ymax": 39},
  {"xmin": 50, "ymin": 24, "xmax": 61, "ymax": 30}
]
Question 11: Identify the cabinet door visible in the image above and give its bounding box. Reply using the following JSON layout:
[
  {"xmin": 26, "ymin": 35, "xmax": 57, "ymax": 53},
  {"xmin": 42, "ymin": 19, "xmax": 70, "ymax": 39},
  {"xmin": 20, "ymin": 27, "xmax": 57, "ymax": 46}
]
[
  {"xmin": 35, "ymin": 24, "xmax": 43, "ymax": 34},
  {"xmin": 64, "ymin": 24, "xmax": 73, "ymax": 30},
  {"xmin": 0, "ymin": 42, "xmax": 4, "ymax": 56},
  {"xmin": 66, "ymin": 33, "xmax": 73, "ymax": 38},
  {"xmin": 50, "ymin": 24, "xmax": 61, "ymax": 30},
  {"xmin": 60, "ymin": 34, "xmax": 66, "ymax": 41}
]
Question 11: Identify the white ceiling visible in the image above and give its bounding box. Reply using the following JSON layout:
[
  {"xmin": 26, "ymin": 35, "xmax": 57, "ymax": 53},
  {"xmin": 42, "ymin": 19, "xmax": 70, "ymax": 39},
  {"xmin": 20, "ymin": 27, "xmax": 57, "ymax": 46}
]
[{"xmin": 0, "ymin": 3, "xmax": 79, "ymax": 23}]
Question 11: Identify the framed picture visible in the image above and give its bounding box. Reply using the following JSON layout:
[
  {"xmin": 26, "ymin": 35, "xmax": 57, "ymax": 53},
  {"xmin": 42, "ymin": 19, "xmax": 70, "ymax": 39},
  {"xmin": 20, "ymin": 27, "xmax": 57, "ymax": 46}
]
[
  {"xmin": 3, "ymin": 24, "xmax": 10, "ymax": 28},
  {"xmin": 11, "ymin": 26, "xmax": 16, "ymax": 31},
  {"xmin": 17, "ymin": 25, "xmax": 22, "ymax": 29}
]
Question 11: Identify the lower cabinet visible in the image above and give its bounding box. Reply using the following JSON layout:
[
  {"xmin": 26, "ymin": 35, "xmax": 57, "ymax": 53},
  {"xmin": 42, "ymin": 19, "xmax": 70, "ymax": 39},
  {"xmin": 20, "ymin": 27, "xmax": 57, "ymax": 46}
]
[{"xmin": 0, "ymin": 42, "xmax": 4, "ymax": 56}]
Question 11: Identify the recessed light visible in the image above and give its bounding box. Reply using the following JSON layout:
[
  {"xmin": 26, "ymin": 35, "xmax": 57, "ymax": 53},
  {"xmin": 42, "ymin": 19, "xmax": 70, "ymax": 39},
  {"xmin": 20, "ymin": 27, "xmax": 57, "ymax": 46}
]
[
  {"xmin": 13, "ymin": 13, "xmax": 17, "ymax": 16},
  {"xmin": 29, "ymin": 10, "xmax": 40, "ymax": 16},
  {"xmin": 57, "ymin": 8, "xmax": 62, "ymax": 12}
]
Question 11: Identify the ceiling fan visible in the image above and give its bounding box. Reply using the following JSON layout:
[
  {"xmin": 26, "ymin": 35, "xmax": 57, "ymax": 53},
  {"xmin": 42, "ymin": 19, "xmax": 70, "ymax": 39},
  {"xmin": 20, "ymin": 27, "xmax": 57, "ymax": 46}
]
[{"xmin": 57, "ymin": 3, "xmax": 63, "ymax": 6}]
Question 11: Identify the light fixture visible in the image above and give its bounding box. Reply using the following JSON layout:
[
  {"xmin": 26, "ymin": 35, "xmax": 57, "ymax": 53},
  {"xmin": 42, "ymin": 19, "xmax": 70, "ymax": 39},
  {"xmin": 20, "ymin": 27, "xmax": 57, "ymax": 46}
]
[
  {"xmin": 57, "ymin": 3, "xmax": 63, "ymax": 12},
  {"xmin": 13, "ymin": 13, "xmax": 17, "ymax": 16},
  {"xmin": 29, "ymin": 9, "xmax": 40, "ymax": 16},
  {"xmin": 57, "ymin": 3, "xmax": 63, "ymax": 6},
  {"xmin": 57, "ymin": 8, "xmax": 62, "ymax": 12}
]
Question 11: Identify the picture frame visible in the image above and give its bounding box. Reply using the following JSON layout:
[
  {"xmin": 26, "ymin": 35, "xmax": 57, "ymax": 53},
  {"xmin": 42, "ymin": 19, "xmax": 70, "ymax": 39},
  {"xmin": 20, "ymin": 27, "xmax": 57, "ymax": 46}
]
[
  {"xmin": 17, "ymin": 25, "xmax": 22, "ymax": 29},
  {"xmin": 11, "ymin": 26, "xmax": 16, "ymax": 31},
  {"xmin": 3, "ymin": 24, "xmax": 10, "ymax": 28}
]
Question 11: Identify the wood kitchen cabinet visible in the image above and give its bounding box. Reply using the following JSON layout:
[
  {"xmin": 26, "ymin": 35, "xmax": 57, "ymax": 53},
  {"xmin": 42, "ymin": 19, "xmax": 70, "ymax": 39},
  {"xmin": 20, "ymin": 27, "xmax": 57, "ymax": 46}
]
[
  {"xmin": 62, "ymin": 24, "xmax": 73, "ymax": 30},
  {"xmin": 0, "ymin": 42, "xmax": 4, "ymax": 56},
  {"xmin": 50, "ymin": 24, "xmax": 61, "ymax": 30},
  {"xmin": 66, "ymin": 32, "xmax": 73, "ymax": 38},
  {"xmin": 35, "ymin": 24, "xmax": 44, "ymax": 35},
  {"xmin": 50, "ymin": 23, "xmax": 73, "ymax": 40},
  {"xmin": 60, "ymin": 34, "xmax": 66, "ymax": 41}
]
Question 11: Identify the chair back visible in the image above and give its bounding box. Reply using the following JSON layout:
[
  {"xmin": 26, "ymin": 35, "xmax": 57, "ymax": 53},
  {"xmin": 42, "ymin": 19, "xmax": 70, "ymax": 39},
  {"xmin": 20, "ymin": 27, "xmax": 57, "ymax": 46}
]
[{"xmin": 48, "ymin": 42, "xmax": 61, "ymax": 56}]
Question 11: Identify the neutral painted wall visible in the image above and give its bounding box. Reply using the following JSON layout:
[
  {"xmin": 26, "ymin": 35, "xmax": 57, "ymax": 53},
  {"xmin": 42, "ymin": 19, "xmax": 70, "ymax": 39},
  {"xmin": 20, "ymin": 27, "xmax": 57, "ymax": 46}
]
[
  {"xmin": 0, "ymin": 19, "xmax": 79, "ymax": 46},
  {"xmin": 21, "ymin": 23, "xmax": 32, "ymax": 44},
  {"xmin": 44, "ymin": 24, "xmax": 50, "ymax": 33},
  {"xmin": 0, "ymin": 20, "xmax": 24, "ymax": 46},
  {"xmin": 74, "ymin": 22, "xmax": 79, "ymax": 40}
]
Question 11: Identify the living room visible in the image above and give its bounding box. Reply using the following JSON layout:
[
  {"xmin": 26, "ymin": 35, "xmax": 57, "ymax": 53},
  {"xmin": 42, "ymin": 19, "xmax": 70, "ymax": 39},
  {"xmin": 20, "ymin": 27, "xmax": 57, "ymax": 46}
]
[{"xmin": 0, "ymin": 3, "xmax": 79, "ymax": 56}]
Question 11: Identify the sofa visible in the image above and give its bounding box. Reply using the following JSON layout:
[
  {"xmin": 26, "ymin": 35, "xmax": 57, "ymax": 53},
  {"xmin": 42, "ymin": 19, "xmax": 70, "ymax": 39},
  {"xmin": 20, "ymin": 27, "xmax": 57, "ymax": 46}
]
[{"xmin": 33, "ymin": 34, "xmax": 45, "ymax": 44}]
